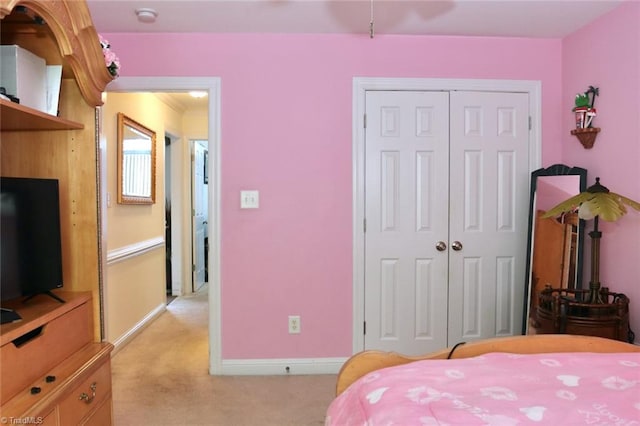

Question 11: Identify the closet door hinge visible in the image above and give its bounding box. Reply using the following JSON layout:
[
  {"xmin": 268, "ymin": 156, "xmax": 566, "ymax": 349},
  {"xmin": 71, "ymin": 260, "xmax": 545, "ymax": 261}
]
[
  {"xmin": 363, "ymin": 321, "xmax": 366, "ymax": 335},
  {"xmin": 363, "ymin": 113, "xmax": 367, "ymax": 129},
  {"xmin": 529, "ymin": 116, "xmax": 532, "ymax": 130},
  {"xmin": 363, "ymin": 218, "xmax": 367, "ymax": 233}
]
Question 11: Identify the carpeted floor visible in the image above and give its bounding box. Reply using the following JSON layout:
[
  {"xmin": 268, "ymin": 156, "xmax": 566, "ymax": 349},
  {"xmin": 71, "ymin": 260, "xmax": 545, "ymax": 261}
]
[{"xmin": 111, "ymin": 286, "xmax": 337, "ymax": 425}]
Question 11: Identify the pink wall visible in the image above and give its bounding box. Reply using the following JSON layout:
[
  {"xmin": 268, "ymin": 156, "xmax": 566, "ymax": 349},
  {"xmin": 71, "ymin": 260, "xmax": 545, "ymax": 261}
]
[
  {"xmin": 103, "ymin": 32, "xmax": 563, "ymax": 358},
  {"xmin": 537, "ymin": 176, "xmax": 581, "ymax": 211},
  {"xmin": 562, "ymin": 1, "xmax": 640, "ymax": 341}
]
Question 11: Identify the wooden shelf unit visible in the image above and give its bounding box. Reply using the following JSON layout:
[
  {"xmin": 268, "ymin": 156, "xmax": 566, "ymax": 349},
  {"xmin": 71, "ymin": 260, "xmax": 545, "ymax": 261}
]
[
  {"xmin": 0, "ymin": 98, "xmax": 84, "ymax": 131},
  {"xmin": 1, "ymin": 0, "xmax": 115, "ymax": 424},
  {"xmin": 0, "ymin": 0, "xmax": 113, "ymax": 337}
]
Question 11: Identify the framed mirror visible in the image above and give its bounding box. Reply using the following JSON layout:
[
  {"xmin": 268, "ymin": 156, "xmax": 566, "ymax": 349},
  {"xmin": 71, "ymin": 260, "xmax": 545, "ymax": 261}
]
[
  {"xmin": 117, "ymin": 113, "xmax": 157, "ymax": 204},
  {"xmin": 523, "ymin": 164, "xmax": 587, "ymax": 334}
]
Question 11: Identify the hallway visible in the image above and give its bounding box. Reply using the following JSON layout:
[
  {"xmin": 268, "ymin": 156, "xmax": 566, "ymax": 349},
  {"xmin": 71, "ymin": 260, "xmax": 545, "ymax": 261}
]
[{"xmin": 111, "ymin": 286, "xmax": 336, "ymax": 425}]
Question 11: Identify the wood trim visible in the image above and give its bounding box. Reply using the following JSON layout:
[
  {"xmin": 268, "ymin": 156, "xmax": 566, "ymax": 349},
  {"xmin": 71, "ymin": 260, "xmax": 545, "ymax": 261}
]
[
  {"xmin": 0, "ymin": 99, "xmax": 84, "ymax": 131},
  {"xmin": 0, "ymin": 0, "xmax": 114, "ymax": 106}
]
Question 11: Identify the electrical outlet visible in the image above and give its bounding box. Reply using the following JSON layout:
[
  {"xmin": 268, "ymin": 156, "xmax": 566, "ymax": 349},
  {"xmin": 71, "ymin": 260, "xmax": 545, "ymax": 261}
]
[{"xmin": 288, "ymin": 315, "xmax": 300, "ymax": 334}]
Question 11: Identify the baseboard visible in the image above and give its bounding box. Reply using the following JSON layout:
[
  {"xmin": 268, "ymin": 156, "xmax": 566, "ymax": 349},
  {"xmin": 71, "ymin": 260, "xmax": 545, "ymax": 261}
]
[
  {"xmin": 221, "ymin": 357, "xmax": 348, "ymax": 375},
  {"xmin": 110, "ymin": 303, "xmax": 167, "ymax": 356}
]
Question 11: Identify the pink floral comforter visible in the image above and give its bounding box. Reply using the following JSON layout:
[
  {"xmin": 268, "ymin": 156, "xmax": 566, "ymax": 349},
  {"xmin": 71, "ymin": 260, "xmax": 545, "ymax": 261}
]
[{"xmin": 326, "ymin": 352, "xmax": 640, "ymax": 425}]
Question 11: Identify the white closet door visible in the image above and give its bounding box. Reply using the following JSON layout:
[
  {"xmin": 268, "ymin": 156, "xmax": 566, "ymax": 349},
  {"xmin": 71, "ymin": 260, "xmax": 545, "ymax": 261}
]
[
  {"xmin": 447, "ymin": 91, "xmax": 530, "ymax": 344},
  {"xmin": 363, "ymin": 89, "xmax": 531, "ymax": 355},
  {"xmin": 364, "ymin": 90, "xmax": 451, "ymax": 355}
]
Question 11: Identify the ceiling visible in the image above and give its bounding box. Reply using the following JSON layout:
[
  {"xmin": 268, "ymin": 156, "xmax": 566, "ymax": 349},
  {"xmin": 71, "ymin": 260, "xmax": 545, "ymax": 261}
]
[
  {"xmin": 90, "ymin": 0, "xmax": 622, "ymax": 111},
  {"xmin": 87, "ymin": 0, "xmax": 623, "ymax": 38},
  {"xmin": 152, "ymin": 92, "xmax": 209, "ymax": 112}
]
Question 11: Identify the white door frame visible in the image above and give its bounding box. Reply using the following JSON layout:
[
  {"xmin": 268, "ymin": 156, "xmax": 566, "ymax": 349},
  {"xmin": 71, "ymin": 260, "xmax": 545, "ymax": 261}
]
[
  {"xmin": 352, "ymin": 77, "xmax": 542, "ymax": 354},
  {"xmin": 107, "ymin": 76, "xmax": 223, "ymax": 374}
]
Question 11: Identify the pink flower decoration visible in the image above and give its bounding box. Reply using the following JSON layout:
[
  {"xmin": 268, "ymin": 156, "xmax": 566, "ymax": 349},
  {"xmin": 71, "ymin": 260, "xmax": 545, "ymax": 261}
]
[{"xmin": 99, "ymin": 34, "xmax": 120, "ymax": 77}]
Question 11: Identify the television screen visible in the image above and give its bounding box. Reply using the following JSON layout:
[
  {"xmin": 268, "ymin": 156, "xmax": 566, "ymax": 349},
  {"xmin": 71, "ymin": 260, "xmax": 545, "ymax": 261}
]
[{"xmin": 0, "ymin": 177, "xmax": 63, "ymax": 303}]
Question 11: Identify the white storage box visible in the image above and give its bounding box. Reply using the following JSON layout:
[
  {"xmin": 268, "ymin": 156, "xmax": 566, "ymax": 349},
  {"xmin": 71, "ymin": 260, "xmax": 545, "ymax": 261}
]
[{"xmin": 0, "ymin": 45, "xmax": 47, "ymax": 112}]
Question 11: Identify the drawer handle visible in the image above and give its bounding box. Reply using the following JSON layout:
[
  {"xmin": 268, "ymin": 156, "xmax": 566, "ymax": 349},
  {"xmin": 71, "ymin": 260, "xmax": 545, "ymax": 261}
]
[{"xmin": 79, "ymin": 382, "xmax": 97, "ymax": 404}]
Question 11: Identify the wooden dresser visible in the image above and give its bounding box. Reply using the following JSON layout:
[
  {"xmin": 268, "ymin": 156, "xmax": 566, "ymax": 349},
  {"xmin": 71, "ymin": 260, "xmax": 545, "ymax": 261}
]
[{"xmin": 0, "ymin": 293, "xmax": 113, "ymax": 425}]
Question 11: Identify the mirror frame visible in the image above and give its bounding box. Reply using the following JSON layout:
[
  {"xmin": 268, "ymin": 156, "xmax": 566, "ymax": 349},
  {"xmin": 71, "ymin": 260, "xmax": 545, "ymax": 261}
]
[
  {"xmin": 522, "ymin": 164, "xmax": 587, "ymax": 334},
  {"xmin": 117, "ymin": 112, "xmax": 157, "ymax": 205}
]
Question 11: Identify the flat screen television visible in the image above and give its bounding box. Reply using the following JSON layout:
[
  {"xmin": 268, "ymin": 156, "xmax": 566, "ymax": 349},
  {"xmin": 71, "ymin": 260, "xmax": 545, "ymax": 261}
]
[{"xmin": 1, "ymin": 176, "xmax": 64, "ymax": 304}]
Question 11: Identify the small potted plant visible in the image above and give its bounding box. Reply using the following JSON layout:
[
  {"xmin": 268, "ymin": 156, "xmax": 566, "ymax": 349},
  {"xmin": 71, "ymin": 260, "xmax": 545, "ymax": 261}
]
[{"xmin": 571, "ymin": 86, "xmax": 600, "ymax": 148}]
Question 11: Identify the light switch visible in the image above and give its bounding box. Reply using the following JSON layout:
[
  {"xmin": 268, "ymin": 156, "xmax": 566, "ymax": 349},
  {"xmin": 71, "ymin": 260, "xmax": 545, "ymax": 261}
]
[{"xmin": 240, "ymin": 190, "xmax": 259, "ymax": 209}]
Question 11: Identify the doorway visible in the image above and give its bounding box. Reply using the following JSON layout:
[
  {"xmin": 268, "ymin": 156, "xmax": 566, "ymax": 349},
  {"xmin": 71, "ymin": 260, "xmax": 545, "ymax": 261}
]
[
  {"xmin": 352, "ymin": 77, "xmax": 542, "ymax": 355},
  {"xmin": 106, "ymin": 77, "xmax": 222, "ymax": 374}
]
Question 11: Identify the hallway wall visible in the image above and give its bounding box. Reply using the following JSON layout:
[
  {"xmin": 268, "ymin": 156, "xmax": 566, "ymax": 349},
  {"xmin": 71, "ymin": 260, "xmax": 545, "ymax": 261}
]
[{"xmin": 103, "ymin": 92, "xmax": 180, "ymax": 344}]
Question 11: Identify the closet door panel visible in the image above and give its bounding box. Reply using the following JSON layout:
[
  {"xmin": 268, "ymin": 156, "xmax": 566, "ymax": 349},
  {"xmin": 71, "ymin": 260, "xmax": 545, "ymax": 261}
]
[
  {"xmin": 448, "ymin": 91, "xmax": 530, "ymax": 343},
  {"xmin": 364, "ymin": 91, "xmax": 450, "ymax": 355}
]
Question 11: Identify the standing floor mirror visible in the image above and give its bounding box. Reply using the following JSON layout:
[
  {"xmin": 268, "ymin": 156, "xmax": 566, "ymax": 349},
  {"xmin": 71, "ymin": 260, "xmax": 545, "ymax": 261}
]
[{"xmin": 523, "ymin": 164, "xmax": 587, "ymax": 334}]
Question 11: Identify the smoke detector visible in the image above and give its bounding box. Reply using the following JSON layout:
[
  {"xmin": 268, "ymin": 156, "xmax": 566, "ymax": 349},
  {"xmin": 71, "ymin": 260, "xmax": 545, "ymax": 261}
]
[{"xmin": 135, "ymin": 8, "xmax": 158, "ymax": 23}]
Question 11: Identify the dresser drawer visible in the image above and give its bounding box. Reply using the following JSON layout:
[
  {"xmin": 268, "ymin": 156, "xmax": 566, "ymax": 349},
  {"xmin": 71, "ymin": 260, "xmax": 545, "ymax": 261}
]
[
  {"xmin": 58, "ymin": 358, "xmax": 112, "ymax": 425},
  {"xmin": 80, "ymin": 394, "xmax": 113, "ymax": 426},
  {"xmin": 1, "ymin": 301, "xmax": 92, "ymax": 404},
  {"xmin": 40, "ymin": 408, "xmax": 59, "ymax": 426}
]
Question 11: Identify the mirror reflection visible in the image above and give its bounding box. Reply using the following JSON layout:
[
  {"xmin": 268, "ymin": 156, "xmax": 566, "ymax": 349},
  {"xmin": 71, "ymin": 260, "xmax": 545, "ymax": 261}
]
[
  {"xmin": 523, "ymin": 164, "xmax": 587, "ymax": 334},
  {"xmin": 117, "ymin": 113, "xmax": 156, "ymax": 204}
]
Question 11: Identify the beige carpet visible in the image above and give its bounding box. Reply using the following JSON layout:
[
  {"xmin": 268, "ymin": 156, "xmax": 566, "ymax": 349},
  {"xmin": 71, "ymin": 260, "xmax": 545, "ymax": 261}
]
[{"xmin": 111, "ymin": 286, "xmax": 337, "ymax": 425}]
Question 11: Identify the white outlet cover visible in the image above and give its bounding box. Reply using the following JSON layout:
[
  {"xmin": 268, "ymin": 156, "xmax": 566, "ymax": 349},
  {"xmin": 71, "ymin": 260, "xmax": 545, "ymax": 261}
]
[
  {"xmin": 240, "ymin": 190, "xmax": 259, "ymax": 209},
  {"xmin": 288, "ymin": 315, "xmax": 301, "ymax": 334}
]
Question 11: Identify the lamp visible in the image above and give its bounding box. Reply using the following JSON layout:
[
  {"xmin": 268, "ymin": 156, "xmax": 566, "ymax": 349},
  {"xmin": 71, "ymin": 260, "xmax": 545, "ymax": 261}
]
[{"xmin": 543, "ymin": 177, "xmax": 640, "ymax": 304}]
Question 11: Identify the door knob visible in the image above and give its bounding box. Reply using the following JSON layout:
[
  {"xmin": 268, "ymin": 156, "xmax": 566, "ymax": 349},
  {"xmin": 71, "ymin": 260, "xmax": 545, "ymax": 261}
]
[
  {"xmin": 435, "ymin": 241, "xmax": 447, "ymax": 251},
  {"xmin": 452, "ymin": 241, "xmax": 463, "ymax": 251}
]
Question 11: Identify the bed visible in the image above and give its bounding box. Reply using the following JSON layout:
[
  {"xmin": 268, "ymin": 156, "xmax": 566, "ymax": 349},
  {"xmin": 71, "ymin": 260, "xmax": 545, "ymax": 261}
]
[{"xmin": 326, "ymin": 334, "xmax": 640, "ymax": 425}]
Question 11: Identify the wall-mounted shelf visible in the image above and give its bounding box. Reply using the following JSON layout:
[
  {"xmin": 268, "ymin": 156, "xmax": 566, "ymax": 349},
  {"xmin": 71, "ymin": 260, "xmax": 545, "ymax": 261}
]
[
  {"xmin": 0, "ymin": 98, "xmax": 84, "ymax": 131},
  {"xmin": 571, "ymin": 127, "xmax": 600, "ymax": 149}
]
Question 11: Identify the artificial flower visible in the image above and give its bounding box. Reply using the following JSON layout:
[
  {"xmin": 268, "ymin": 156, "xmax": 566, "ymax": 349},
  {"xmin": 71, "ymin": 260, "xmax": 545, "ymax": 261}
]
[{"xmin": 99, "ymin": 35, "xmax": 120, "ymax": 77}]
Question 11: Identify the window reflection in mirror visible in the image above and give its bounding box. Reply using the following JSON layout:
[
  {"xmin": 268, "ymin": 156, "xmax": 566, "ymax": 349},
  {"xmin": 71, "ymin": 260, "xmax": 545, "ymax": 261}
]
[{"xmin": 117, "ymin": 113, "xmax": 156, "ymax": 204}]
